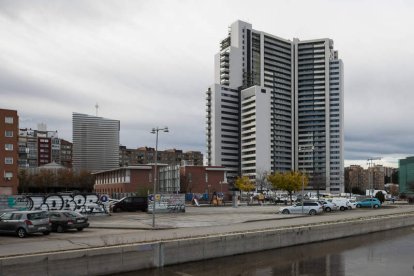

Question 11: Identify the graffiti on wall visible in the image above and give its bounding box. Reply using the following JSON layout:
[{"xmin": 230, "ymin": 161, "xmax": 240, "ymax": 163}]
[
  {"xmin": 148, "ymin": 193, "xmax": 185, "ymax": 213},
  {"xmin": 0, "ymin": 194, "xmax": 109, "ymax": 214}
]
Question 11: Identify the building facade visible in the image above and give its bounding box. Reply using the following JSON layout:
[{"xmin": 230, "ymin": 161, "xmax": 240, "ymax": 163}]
[
  {"xmin": 0, "ymin": 109, "xmax": 19, "ymax": 195},
  {"xmin": 206, "ymin": 20, "xmax": 344, "ymax": 193},
  {"xmin": 399, "ymin": 156, "xmax": 414, "ymax": 196},
  {"xmin": 93, "ymin": 166, "xmax": 154, "ymax": 196},
  {"xmin": 93, "ymin": 165, "xmax": 227, "ymax": 199},
  {"xmin": 119, "ymin": 146, "xmax": 203, "ymax": 167},
  {"xmin": 72, "ymin": 113, "xmax": 120, "ymax": 172},
  {"xmin": 345, "ymin": 165, "xmax": 386, "ymax": 193},
  {"xmin": 60, "ymin": 139, "xmax": 73, "ymax": 168},
  {"xmin": 345, "ymin": 165, "xmax": 366, "ymax": 193},
  {"xmin": 18, "ymin": 128, "xmax": 62, "ymax": 168},
  {"xmin": 180, "ymin": 166, "xmax": 228, "ymax": 198}
]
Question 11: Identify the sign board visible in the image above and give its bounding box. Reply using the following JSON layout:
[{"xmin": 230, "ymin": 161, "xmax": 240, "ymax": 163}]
[{"xmin": 148, "ymin": 193, "xmax": 185, "ymax": 213}]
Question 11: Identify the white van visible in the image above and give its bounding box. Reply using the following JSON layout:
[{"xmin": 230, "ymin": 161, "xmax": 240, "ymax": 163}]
[{"xmin": 328, "ymin": 198, "xmax": 351, "ymax": 211}]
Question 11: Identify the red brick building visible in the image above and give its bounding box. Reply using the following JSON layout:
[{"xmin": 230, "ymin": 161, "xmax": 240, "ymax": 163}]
[
  {"xmin": 180, "ymin": 165, "xmax": 228, "ymax": 196},
  {"xmin": 93, "ymin": 166, "xmax": 155, "ymax": 196},
  {"xmin": 0, "ymin": 109, "xmax": 19, "ymax": 195},
  {"xmin": 93, "ymin": 165, "xmax": 228, "ymax": 199}
]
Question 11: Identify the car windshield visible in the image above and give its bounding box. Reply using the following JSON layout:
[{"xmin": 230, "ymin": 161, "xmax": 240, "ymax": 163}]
[
  {"xmin": 1, "ymin": 213, "xmax": 13, "ymax": 220},
  {"xmin": 64, "ymin": 212, "xmax": 82, "ymax": 218},
  {"xmin": 27, "ymin": 212, "xmax": 48, "ymax": 220}
]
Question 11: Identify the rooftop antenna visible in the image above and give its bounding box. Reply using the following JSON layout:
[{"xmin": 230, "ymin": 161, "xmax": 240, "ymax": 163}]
[{"xmin": 95, "ymin": 103, "xmax": 99, "ymax": 116}]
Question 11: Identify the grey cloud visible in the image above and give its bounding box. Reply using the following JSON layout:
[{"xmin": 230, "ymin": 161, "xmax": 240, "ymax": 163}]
[{"xmin": 2, "ymin": 0, "xmax": 414, "ymax": 165}]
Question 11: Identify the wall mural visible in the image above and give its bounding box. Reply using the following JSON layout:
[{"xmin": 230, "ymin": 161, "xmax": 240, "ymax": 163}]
[
  {"xmin": 148, "ymin": 193, "xmax": 185, "ymax": 213},
  {"xmin": 0, "ymin": 194, "xmax": 109, "ymax": 214}
]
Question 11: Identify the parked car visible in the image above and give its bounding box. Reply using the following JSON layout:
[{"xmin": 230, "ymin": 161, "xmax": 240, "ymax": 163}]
[
  {"xmin": 348, "ymin": 200, "xmax": 357, "ymax": 209},
  {"xmin": 111, "ymin": 196, "xmax": 148, "ymax": 212},
  {"xmin": 318, "ymin": 200, "xmax": 337, "ymax": 212},
  {"xmin": 328, "ymin": 198, "xmax": 350, "ymax": 211},
  {"xmin": 48, "ymin": 210, "xmax": 89, "ymax": 233},
  {"xmin": 0, "ymin": 210, "xmax": 51, "ymax": 238},
  {"xmin": 355, "ymin": 198, "xmax": 382, "ymax": 208},
  {"xmin": 279, "ymin": 201, "xmax": 323, "ymax": 215}
]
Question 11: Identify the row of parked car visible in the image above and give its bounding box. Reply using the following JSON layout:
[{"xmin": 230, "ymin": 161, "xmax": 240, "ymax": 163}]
[
  {"xmin": 279, "ymin": 197, "xmax": 382, "ymax": 215},
  {"xmin": 0, "ymin": 210, "xmax": 89, "ymax": 238}
]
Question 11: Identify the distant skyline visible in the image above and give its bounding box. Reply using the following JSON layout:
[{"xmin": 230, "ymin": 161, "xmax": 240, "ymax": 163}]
[{"xmin": 1, "ymin": 0, "xmax": 414, "ymax": 168}]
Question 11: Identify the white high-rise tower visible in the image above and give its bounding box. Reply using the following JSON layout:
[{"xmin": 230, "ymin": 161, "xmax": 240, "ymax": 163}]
[{"xmin": 206, "ymin": 20, "xmax": 344, "ymax": 194}]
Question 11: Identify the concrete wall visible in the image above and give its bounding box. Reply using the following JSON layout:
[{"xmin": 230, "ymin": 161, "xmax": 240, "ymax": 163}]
[{"xmin": 1, "ymin": 214, "xmax": 414, "ymax": 275}]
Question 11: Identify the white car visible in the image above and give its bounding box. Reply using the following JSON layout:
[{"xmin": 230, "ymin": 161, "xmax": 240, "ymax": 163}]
[
  {"xmin": 279, "ymin": 201, "xmax": 324, "ymax": 215},
  {"xmin": 347, "ymin": 200, "xmax": 357, "ymax": 209},
  {"xmin": 318, "ymin": 200, "xmax": 337, "ymax": 212}
]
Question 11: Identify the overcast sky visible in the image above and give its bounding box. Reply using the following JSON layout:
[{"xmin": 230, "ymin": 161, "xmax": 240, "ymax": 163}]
[{"xmin": 1, "ymin": 0, "xmax": 413, "ymax": 168}]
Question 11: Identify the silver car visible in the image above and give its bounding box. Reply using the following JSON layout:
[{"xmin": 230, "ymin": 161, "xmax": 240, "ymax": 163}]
[
  {"xmin": 279, "ymin": 201, "xmax": 324, "ymax": 215},
  {"xmin": 0, "ymin": 211, "xmax": 51, "ymax": 238}
]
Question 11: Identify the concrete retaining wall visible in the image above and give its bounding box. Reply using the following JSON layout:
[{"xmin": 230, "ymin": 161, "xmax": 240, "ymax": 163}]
[{"xmin": 1, "ymin": 214, "xmax": 414, "ymax": 275}]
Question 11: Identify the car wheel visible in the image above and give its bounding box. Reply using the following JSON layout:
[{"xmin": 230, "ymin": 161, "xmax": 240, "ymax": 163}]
[
  {"xmin": 340, "ymin": 206, "xmax": 345, "ymax": 211},
  {"xmin": 348, "ymin": 206, "xmax": 352, "ymax": 210},
  {"xmin": 356, "ymin": 204, "xmax": 361, "ymax": 208},
  {"xmin": 77, "ymin": 228, "xmax": 84, "ymax": 231},
  {"xmin": 56, "ymin": 225, "xmax": 65, "ymax": 233},
  {"xmin": 374, "ymin": 204, "xmax": 379, "ymax": 208},
  {"xmin": 17, "ymin": 228, "xmax": 27, "ymax": 238},
  {"xmin": 325, "ymin": 207, "xmax": 331, "ymax": 212},
  {"xmin": 309, "ymin": 209, "xmax": 317, "ymax": 215},
  {"xmin": 282, "ymin": 209, "xmax": 290, "ymax": 214},
  {"xmin": 43, "ymin": 231, "xmax": 50, "ymax": 235}
]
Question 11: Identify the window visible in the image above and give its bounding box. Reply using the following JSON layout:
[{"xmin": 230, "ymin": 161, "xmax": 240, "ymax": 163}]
[
  {"xmin": 5, "ymin": 117, "xmax": 13, "ymax": 124},
  {"xmin": 5, "ymin": 144, "xmax": 13, "ymax": 151},
  {"xmin": 5, "ymin": 157, "xmax": 13, "ymax": 164},
  {"xmin": 5, "ymin": 131, "xmax": 13, "ymax": 137},
  {"xmin": 4, "ymin": 172, "xmax": 13, "ymax": 179}
]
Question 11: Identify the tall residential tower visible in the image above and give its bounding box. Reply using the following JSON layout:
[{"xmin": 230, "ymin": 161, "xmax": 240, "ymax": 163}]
[{"xmin": 206, "ymin": 20, "xmax": 344, "ymax": 193}]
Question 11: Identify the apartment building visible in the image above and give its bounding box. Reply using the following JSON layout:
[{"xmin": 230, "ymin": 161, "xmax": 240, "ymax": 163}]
[
  {"xmin": 0, "ymin": 109, "xmax": 19, "ymax": 195},
  {"xmin": 206, "ymin": 20, "xmax": 344, "ymax": 193},
  {"xmin": 345, "ymin": 164, "xmax": 386, "ymax": 193},
  {"xmin": 18, "ymin": 127, "xmax": 59, "ymax": 168},
  {"xmin": 119, "ymin": 146, "xmax": 203, "ymax": 167}
]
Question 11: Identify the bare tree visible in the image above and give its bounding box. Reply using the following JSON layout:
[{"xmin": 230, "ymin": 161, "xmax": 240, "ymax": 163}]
[{"xmin": 255, "ymin": 170, "xmax": 270, "ymax": 192}]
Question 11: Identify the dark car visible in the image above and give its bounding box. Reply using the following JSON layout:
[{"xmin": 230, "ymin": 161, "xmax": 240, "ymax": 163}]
[
  {"xmin": 0, "ymin": 210, "xmax": 51, "ymax": 238},
  {"xmin": 49, "ymin": 210, "xmax": 89, "ymax": 232},
  {"xmin": 111, "ymin": 196, "xmax": 148, "ymax": 212}
]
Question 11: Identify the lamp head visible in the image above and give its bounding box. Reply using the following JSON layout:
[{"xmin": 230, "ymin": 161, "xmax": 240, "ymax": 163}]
[{"xmin": 164, "ymin": 127, "xmax": 169, "ymax": 133}]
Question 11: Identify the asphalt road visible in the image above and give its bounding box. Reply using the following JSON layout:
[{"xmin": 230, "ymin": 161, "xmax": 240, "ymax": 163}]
[{"xmin": 0, "ymin": 203, "xmax": 413, "ymax": 258}]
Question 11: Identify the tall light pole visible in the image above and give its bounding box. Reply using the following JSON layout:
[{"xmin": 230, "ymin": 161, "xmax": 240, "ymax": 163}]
[{"xmin": 151, "ymin": 126, "xmax": 169, "ymax": 228}]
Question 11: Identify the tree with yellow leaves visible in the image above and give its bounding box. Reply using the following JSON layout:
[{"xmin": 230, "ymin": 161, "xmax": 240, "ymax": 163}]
[
  {"xmin": 268, "ymin": 171, "xmax": 308, "ymax": 204},
  {"xmin": 234, "ymin": 176, "xmax": 256, "ymax": 202}
]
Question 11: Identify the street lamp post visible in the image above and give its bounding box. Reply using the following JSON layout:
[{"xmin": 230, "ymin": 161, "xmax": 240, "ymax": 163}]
[{"xmin": 151, "ymin": 126, "xmax": 169, "ymax": 228}]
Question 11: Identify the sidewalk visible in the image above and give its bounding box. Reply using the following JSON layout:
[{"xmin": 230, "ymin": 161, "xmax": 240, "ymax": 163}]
[
  {"xmin": 88, "ymin": 205, "xmax": 288, "ymax": 229},
  {"xmin": 88, "ymin": 204, "xmax": 413, "ymax": 230}
]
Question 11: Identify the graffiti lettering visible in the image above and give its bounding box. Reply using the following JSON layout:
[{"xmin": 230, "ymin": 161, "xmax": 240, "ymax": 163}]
[{"xmin": 0, "ymin": 194, "xmax": 109, "ymax": 214}]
